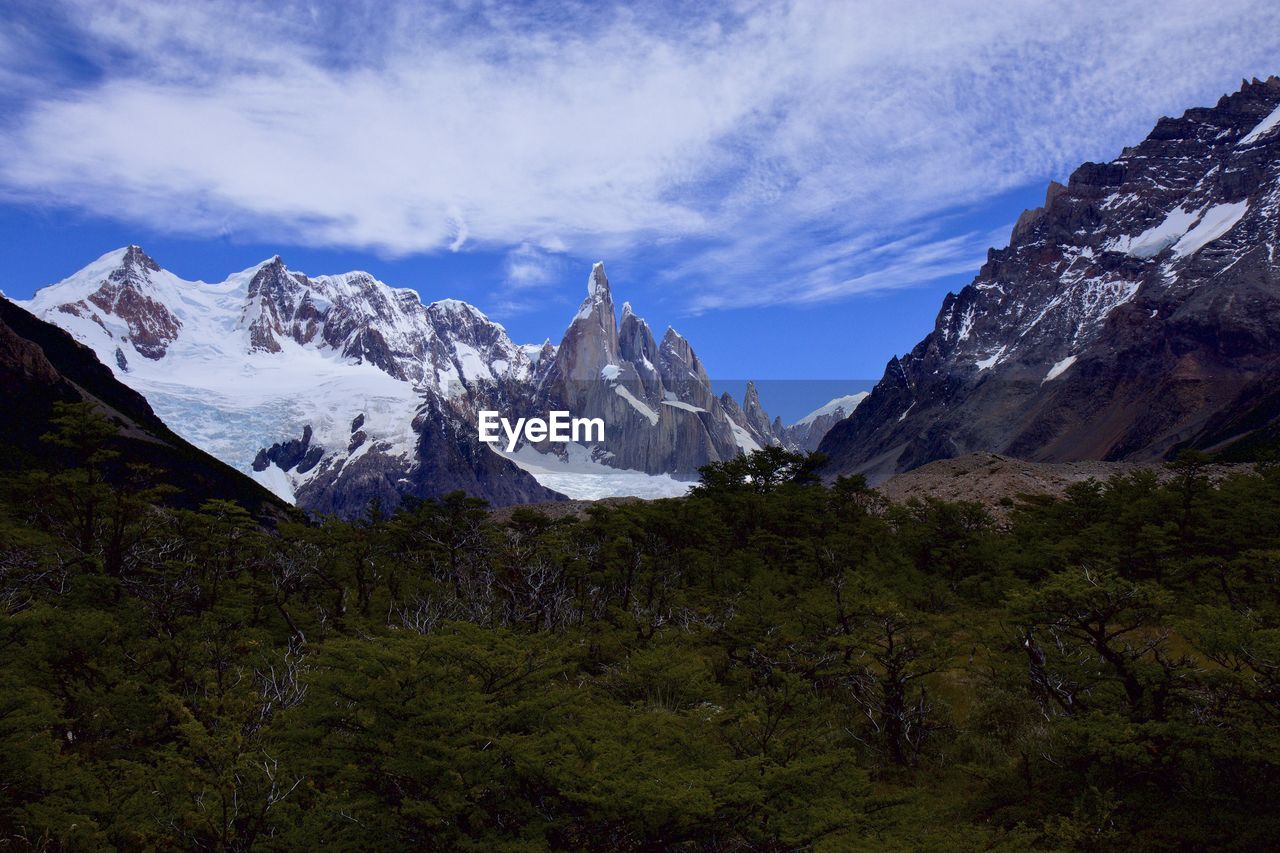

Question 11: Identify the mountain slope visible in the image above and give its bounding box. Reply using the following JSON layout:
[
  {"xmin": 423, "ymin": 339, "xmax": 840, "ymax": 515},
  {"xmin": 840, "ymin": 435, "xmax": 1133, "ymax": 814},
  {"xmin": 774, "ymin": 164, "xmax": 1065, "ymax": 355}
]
[
  {"xmin": 0, "ymin": 296, "xmax": 289, "ymax": 518},
  {"xmin": 820, "ymin": 76, "xmax": 1280, "ymax": 482}
]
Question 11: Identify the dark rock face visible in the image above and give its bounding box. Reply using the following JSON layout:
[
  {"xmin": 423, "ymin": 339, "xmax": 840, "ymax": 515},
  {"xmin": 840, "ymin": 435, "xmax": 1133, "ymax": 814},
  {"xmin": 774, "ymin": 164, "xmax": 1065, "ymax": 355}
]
[
  {"xmin": 820, "ymin": 77, "xmax": 1280, "ymax": 482},
  {"xmin": 253, "ymin": 425, "xmax": 324, "ymax": 474}
]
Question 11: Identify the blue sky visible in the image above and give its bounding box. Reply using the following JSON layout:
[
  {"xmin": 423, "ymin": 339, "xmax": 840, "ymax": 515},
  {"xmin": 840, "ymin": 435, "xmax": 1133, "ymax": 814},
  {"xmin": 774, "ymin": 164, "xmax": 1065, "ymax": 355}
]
[{"xmin": 2, "ymin": 0, "xmax": 1278, "ymax": 419}]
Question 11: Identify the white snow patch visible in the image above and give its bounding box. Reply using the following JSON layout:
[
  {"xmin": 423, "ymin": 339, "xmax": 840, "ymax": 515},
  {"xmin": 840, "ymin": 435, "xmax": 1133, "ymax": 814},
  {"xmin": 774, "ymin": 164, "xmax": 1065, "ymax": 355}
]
[
  {"xmin": 521, "ymin": 341, "xmax": 554, "ymax": 366},
  {"xmin": 1239, "ymin": 103, "xmax": 1280, "ymax": 146},
  {"xmin": 1043, "ymin": 355, "xmax": 1078, "ymax": 383},
  {"xmin": 729, "ymin": 422, "xmax": 761, "ymax": 452},
  {"xmin": 600, "ymin": 364, "xmax": 621, "ymax": 380},
  {"xmin": 956, "ymin": 306, "xmax": 976, "ymax": 342},
  {"xmin": 793, "ymin": 392, "xmax": 869, "ymax": 426},
  {"xmin": 614, "ymin": 385, "xmax": 659, "ymax": 424},
  {"xmin": 897, "ymin": 403, "xmax": 915, "ymax": 423},
  {"xmin": 250, "ymin": 465, "xmax": 297, "ymax": 504},
  {"xmin": 1110, "ymin": 206, "xmax": 1199, "ymax": 258},
  {"xmin": 453, "ymin": 342, "xmax": 494, "ymax": 382},
  {"xmin": 976, "ymin": 346, "xmax": 1007, "ymax": 371},
  {"xmin": 661, "ymin": 399, "xmax": 707, "ymax": 414},
  {"xmin": 1172, "ymin": 201, "xmax": 1249, "ymax": 257}
]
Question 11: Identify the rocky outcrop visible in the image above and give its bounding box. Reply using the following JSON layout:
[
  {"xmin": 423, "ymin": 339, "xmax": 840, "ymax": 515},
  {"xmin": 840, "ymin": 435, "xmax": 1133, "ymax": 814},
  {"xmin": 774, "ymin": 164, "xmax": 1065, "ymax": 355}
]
[
  {"xmin": 253, "ymin": 425, "xmax": 323, "ymax": 474},
  {"xmin": 820, "ymin": 76, "xmax": 1280, "ymax": 482},
  {"xmin": 295, "ymin": 395, "xmax": 563, "ymax": 517}
]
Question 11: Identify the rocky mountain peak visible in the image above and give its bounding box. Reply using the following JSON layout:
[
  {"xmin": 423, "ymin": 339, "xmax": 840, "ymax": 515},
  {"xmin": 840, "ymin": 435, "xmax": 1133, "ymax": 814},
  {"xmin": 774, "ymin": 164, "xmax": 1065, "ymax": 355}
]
[
  {"xmin": 742, "ymin": 380, "xmax": 773, "ymax": 438},
  {"xmin": 1010, "ymin": 180, "xmax": 1067, "ymax": 242},
  {"xmin": 121, "ymin": 244, "xmax": 161, "ymax": 273},
  {"xmin": 819, "ymin": 78, "xmax": 1280, "ymax": 483},
  {"xmin": 243, "ymin": 258, "xmax": 310, "ymax": 354},
  {"xmin": 551, "ymin": 262, "xmax": 621, "ymax": 381},
  {"xmin": 58, "ymin": 245, "xmax": 182, "ymax": 361},
  {"xmin": 657, "ymin": 326, "xmax": 709, "ymax": 389},
  {"xmin": 588, "ymin": 261, "xmax": 610, "ymax": 297},
  {"xmin": 619, "ymin": 306, "xmax": 657, "ymax": 365}
]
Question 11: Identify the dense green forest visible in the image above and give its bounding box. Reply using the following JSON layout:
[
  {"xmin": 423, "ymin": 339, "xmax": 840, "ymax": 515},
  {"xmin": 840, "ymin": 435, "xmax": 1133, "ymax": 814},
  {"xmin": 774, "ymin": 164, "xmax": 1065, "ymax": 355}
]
[{"xmin": 2, "ymin": 404, "xmax": 1278, "ymax": 850}]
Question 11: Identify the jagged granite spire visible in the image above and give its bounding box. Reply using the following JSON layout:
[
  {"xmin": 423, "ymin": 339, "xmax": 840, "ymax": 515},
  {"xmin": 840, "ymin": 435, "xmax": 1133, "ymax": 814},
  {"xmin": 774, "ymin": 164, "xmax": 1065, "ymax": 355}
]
[
  {"xmin": 551, "ymin": 262, "xmax": 620, "ymax": 380},
  {"xmin": 742, "ymin": 380, "xmax": 774, "ymax": 439}
]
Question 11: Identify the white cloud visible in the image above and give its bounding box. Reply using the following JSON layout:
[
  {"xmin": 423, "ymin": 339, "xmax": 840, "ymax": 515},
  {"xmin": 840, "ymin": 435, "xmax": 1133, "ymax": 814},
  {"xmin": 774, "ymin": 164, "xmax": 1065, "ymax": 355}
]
[
  {"xmin": 504, "ymin": 243, "xmax": 561, "ymax": 289},
  {"xmin": 1, "ymin": 0, "xmax": 1278, "ymax": 310},
  {"xmin": 490, "ymin": 241, "xmax": 568, "ymax": 315}
]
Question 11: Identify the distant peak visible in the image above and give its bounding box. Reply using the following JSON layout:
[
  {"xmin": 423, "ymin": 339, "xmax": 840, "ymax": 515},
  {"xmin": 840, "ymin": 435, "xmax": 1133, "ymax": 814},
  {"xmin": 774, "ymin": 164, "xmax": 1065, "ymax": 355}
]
[
  {"xmin": 245, "ymin": 255, "xmax": 287, "ymax": 276},
  {"xmin": 121, "ymin": 244, "xmax": 161, "ymax": 272},
  {"xmin": 620, "ymin": 301, "xmax": 634, "ymax": 318},
  {"xmin": 429, "ymin": 298, "xmax": 488, "ymax": 321}
]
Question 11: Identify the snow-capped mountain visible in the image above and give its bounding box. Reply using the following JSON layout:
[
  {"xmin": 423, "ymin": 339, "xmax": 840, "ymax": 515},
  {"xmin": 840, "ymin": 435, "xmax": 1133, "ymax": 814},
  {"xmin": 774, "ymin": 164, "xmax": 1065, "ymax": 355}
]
[
  {"xmin": 23, "ymin": 251, "xmax": 856, "ymax": 514},
  {"xmin": 712, "ymin": 384, "xmax": 869, "ymax": 454},
  {"xmin": 820, "ymin": 76, "xmax": 1280, "ymax": 482},
  {"xmin": 22, "ymin": 246, "xmax": 559, "ymax": 514},
  {"xmin": 783, "ymin": 393, "xmax": 869, "ymax": 452}
]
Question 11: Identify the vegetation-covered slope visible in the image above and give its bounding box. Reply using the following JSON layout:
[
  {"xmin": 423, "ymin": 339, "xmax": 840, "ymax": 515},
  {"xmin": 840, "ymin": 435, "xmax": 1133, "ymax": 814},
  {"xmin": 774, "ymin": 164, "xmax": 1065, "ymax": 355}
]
[{"xmin": 1, "ymin": 437, "xmax": 1277, "ymax": 849}]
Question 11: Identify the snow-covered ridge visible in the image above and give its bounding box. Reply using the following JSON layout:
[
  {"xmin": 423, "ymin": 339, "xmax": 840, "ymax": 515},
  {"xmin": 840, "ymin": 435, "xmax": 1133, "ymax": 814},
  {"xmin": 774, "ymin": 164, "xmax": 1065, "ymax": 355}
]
[
  {"xmin": 793, "ymin": 393, "xmax": 868, "ymax": 427},
  {"xmin": 1239, "ymin": 102, "xmax": 1280, "ymax": 146},
  {"xmin": 20, "ymin": 246, "xmax": 532, "ymax": 504}
]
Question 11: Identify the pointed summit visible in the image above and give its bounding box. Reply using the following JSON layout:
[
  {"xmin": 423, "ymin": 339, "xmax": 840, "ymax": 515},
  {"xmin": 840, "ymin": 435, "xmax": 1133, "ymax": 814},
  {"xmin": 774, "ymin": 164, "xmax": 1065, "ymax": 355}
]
[
  {"xmin": 554, "ymin": 262, "xmax": 620, "ymax": 380},
  {"xmin": 244, "ymin": 257, "xmax": 310, "ymax": 354},
  {"xmin": 121, "ymin": 245, "xmax": 161, "ymax": 272},
  {"xmin": 742, "ymin": 380, "xmax": 774, "ymax": 440},
  {"xmin": 19, "ymin": 244, "xmax": 182, "ymax": 361},
  {"xmin": 657, "ymin": 325, "xmax": 710, "ymax": 390},
  {"xmin": 587, "ymin": 261, "xmax": 610, "ymax": 298},
  {"xmin": 618, "ymin": 302, "xmax": 659, "ymax": 389}
]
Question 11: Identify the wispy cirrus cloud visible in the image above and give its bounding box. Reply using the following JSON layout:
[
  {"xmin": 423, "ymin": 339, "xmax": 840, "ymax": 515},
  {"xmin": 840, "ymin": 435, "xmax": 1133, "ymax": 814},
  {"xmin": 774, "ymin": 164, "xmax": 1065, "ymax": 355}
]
[{"xmin": 1, "ymin": 0, "xmax": 1278, "ymax": 311}]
